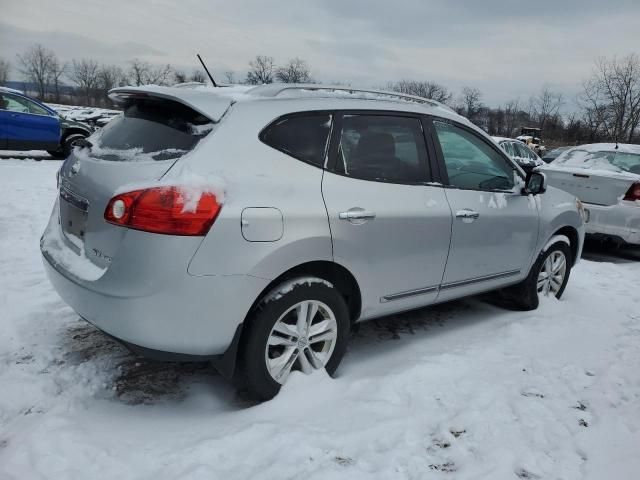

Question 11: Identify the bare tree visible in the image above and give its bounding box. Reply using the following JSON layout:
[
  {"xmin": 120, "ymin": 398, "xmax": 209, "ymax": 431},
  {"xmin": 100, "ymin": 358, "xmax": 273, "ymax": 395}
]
[
  {"xmin": 48, "ymin": 57, "xmax": 67, "ymax": 103},
  {"xmin": 580, "ymin": 54, "xmax": 640, "ymax": 143},
  {"xmin": 173, "ymin": 69, "xmax": 188, "ymax": 84},
  {"xmin": 223, "ymin": 70, "xmax": 235, "ymax": 84},
  {"xmin": 529, "ymin": 85, "xmax": 564, "ymax": 133},
  {"xmin": 16, "ymin": 44, "xmax": 56, "ymax": 99},
  {"xmin": 387, "ymin": 80, "xmax": 453, "ymax": 105},
  {"xmin": 246, "ymin": 55, "xmax": 275, "ymax": 84},
  {"xmin": 69, "ymin": 59, "xmax": 100, "ymax": 104},
  {"xmin": 128, "ymin": 59, "xmax": 173, "ymax": 86},
  {"xmin": 458, "ymin": 86, "xmax": 483, "ymax": 121},
  {"xmin": 503, "ymin": 99, "xmax": 521, "ymax": 137},
  {"xmin": 190, "ymin": 70, "xmax": 206, "ymax": 83},
  {"xmin": 275, "ymin": 58, "xmax": 312, "ymax": 83},
  {"xmin": 0, "ymin": 58, "xmax": 10, "ymax": 85},
  {"xmin": 96, "ymin": 64, "xmax": 126, "ymax": 103}
]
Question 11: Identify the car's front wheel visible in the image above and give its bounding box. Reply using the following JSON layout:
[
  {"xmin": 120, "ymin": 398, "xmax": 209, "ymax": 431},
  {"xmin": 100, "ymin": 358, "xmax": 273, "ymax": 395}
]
[
  {"xmin": 239, "ymin": 278, "xmax": 350, "ymax": 401},
  {"xmin": 47, "ymin": 133, "xmax": 87, "ymax": 159},
  {"xmin": 500, "ymin": 239, "xmax": 572, "ymax": 311}
]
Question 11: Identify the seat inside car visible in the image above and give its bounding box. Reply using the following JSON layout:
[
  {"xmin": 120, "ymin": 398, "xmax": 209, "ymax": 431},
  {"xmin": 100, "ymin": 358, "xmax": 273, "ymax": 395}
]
[{"xmin": 351, "ymin": 131, "xmax": 406, "ymax": 179}]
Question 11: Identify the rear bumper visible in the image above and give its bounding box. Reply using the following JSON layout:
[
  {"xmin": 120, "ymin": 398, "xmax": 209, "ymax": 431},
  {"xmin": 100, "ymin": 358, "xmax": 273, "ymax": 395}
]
[
  {"xmin": 584, "ymin": 201, "xmax": 640, "ymax": 246},
  {"xmin": 42, "ymin": 251, "xmax": 269, "ymax": 356}
]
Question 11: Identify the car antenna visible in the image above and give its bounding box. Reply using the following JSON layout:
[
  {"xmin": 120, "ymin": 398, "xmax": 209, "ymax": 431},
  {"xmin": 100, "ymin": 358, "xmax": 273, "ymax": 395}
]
[{"xmin": 197, "ymin": 54, "xmax": 218, "ymax": 87}]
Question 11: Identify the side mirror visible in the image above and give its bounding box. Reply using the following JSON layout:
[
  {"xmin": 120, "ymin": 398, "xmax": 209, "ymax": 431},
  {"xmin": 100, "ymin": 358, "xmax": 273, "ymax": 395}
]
[{"xmin": 523, "ymin": 171, "xmax": 547, "ymax": 195}]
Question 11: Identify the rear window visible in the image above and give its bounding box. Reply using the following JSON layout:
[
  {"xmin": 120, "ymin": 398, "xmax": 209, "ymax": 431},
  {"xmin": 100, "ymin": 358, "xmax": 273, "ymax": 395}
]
[
  {"xmin": 554, "ymin": 149, "xmax": 640, "ymax": 173},
  {"xmin": 260, "ymin": 114, "xmax": 332, "ymax": 167},
  {"xmin": 92, "ymin": 98, "xmax": 213, "ymax": 161}
]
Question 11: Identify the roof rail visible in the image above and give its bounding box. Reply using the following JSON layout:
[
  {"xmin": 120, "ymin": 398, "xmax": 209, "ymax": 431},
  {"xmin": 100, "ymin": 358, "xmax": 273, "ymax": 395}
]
[{"xmin": 247, "ymin": 83, "xmax": 448, "ymax": 109}]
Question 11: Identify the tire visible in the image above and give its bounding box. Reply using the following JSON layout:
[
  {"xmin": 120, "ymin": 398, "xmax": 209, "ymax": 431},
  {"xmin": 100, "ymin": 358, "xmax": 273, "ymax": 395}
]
[
  {"xmin": 48, "ymin": 133, "xmax": 87, "ymax": 159},
  {"xmin": 500, "ymin": 240, "xmax": 572, "ymax": 311},
  {"xmin": 238, "ymin": 278, "xmax": 350, "ymax": 401}
]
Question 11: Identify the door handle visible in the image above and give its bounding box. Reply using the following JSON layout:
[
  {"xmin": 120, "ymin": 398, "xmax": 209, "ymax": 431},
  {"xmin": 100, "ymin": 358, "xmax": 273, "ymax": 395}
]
[
  {"xmin": 339, "ymin": 210, "xmax": 376, "ymax": 221},
  {"xmin": 455, "ymin": 209, "xmax": 480, "ymax": 221}
]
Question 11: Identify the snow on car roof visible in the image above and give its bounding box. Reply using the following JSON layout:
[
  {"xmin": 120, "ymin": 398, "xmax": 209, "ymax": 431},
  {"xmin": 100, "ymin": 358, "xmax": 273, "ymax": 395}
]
[{"xmin": 491, "ymin": 136, "xmax": 523, "ymax": 143}]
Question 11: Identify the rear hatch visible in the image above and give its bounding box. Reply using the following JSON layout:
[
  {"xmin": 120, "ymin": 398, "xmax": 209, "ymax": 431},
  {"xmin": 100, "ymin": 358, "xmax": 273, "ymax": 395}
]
[
  {"xmin": 542, "ymin": 148, "xmax": 640, "ymax": 206},
  {"xmin": 53, "ymin": 89, "xmax": 230, "ymax": 272}
]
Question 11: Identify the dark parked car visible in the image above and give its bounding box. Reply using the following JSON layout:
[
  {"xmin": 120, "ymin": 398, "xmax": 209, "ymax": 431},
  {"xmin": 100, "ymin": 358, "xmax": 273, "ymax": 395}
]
[{"xmin": 0, "ymin": 87, "xmax": 92, "ymax": 158}]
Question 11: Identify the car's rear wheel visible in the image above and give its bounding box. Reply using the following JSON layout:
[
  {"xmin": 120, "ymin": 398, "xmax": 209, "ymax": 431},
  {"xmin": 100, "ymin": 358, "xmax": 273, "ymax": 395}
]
[
  {"xmin": 500, "ymin": 240, "xmax": 572, "ymax": 311},
  {"xmin": 239, "ymin": 278, "xmax": 350, "ymax": 401}
]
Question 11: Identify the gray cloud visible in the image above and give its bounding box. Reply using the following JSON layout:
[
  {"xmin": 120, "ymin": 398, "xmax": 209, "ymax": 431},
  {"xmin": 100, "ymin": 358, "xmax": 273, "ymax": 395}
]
[
  {"xmin": 0, "ymin": 23, "xmax": 165, "ymax": 63},
  {"xmin": 1, "ymin": 0, "xmax": 638, "ymax": 108}
]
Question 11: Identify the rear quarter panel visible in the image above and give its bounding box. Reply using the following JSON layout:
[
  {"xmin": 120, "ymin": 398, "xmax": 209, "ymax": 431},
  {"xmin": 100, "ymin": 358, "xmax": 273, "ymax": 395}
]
[{"xmin": 184, "ymin": 101, "xmax": 333, "ymax": 280}]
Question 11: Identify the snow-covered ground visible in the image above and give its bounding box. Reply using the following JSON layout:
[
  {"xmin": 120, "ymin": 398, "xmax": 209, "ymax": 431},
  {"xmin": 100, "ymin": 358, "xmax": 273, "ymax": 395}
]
[{"xmin": 1, "ymin": 159, "xmax": 639, "ymax": 480}]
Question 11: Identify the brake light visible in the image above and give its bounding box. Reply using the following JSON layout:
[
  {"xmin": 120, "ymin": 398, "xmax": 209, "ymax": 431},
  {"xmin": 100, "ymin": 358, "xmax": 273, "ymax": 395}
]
[
  {"xmin": 104, "ymin": 186, "xmax": 221, "ymax": 236},
  {"xmin": 623, "ymin": 182, "xmax": 640, "ymax": 202}
]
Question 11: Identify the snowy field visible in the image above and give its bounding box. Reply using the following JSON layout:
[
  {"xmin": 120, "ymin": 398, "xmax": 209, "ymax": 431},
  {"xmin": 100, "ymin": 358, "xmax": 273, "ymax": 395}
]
[{"xmin": 1, "ymin": 157, "xmax": 639, "ymax": 480}]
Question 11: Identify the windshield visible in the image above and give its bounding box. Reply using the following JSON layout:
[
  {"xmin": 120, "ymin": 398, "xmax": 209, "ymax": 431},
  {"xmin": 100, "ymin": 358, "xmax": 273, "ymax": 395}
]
[
  {"xmin": 88, "ymin": 98, "xmax": 214, "ymax": 161},
  {"xmin": 554, "ymin": 148, "xmax": 640, "ymax": 174}
]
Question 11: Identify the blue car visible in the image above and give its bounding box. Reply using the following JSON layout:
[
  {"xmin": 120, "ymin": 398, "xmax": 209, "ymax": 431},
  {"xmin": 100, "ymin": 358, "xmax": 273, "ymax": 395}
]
[{"xmin": 0, "ymin": 87, "xmax": 92, "ymax": 158}]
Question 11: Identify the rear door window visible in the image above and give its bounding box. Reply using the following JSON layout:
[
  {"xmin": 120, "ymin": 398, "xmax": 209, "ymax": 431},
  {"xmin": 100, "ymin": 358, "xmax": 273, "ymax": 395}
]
[
  {"xmin": 92, "ymin": 98, "xmax": 214, "ymax": 161},
  {"xmin": 335, "ymin": 114, "xmax": 429, "ymax": 183},
  {"xmin": 260, "ymin": 114, "xmax": 332, "ymax": 167}
]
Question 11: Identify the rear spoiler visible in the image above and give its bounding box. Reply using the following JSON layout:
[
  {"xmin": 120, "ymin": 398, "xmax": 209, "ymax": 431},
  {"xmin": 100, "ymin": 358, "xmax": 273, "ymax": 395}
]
[{"xmin": 108, "ymin": 85, "xmax": 233, "ymax": 122}]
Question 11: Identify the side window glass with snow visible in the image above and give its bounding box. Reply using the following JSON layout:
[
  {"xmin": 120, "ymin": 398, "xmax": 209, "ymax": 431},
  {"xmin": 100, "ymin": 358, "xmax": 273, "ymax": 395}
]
[
  {"xmin": 501, "ymin": 141, "xmax": 514, "ymax": 157},
  {"xmin": 260, "ymin": 114, "xmax": 332, "ymax": 167},
  {"xmin": 433, "ymin": 121, "xmax": 515, "ymax": 191},
  {"xmin": 522, "ymin": 144, "xmax": 537, "ymax": 160}
]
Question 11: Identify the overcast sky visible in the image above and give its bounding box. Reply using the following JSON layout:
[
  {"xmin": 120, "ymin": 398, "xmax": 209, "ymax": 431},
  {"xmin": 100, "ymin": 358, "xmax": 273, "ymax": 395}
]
[{"xmin": 1, "ymin": 0, "xmax": 639, "ymax": 108}]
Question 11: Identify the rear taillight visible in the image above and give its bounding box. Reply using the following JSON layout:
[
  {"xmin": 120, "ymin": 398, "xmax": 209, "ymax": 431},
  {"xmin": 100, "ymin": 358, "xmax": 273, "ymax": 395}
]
[
  {"xmin": 104, "ymin": 186, "xmax": 221, "ymax": 236},
  {"xmin": 623, "ymin": 182, "xmax": 640, "ymax": 202}
]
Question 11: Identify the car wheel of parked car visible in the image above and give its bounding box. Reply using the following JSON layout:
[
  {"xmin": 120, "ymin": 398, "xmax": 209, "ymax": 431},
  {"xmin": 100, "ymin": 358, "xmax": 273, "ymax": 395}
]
[
  {"xmin": 47, "ymin": 133, "xmax": 87, "ymax": 159},
  {"xmin": 500, "ymin": 240, "xmax": 572, "ymax": 311},
  {"xmin": 239, "ymin": 278, "xmax": 350, "ymax": 401}
]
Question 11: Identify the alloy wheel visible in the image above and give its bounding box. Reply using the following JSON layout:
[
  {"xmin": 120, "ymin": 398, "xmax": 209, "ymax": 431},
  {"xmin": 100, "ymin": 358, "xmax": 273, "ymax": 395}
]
[
  {"xmin": 265, "ymin": 300, "xmax": 338, "ymax": 384},
  {"xmin": 537, "ymin": 250, "xmax": 567, "ymax": 296}
]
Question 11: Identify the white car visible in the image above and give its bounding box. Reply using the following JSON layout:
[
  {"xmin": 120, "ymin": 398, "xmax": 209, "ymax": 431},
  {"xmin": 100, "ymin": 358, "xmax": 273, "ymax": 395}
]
[
  {"xmin": 492, "ymin": 137, "xmax": 544, "ymax": 173},
  {"xmin": 542, "ymin": 143, "xmax": 640, "ymax": 245}
]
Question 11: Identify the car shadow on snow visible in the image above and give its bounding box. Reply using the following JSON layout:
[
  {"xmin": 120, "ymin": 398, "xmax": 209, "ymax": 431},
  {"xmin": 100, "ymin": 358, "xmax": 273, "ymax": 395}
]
[
  {"xmin": 581, "ymin": 239, "xmax": 640, "ymax": 264},
  {"xmin": 59, "ymin": 296, "xmax": 494, "ymax": 408},
  {"xmin": 61, "ymin": 322, "xmax": 219, "ymax": 405}
]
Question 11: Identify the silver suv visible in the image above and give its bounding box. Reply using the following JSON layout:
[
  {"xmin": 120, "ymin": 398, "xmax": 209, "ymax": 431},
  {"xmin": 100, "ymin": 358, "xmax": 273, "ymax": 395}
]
[{"xmin": 41, "ymin": 84, "xmax": 585, "ymax": 400}]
